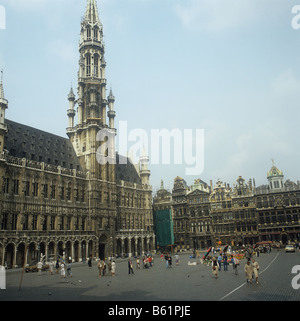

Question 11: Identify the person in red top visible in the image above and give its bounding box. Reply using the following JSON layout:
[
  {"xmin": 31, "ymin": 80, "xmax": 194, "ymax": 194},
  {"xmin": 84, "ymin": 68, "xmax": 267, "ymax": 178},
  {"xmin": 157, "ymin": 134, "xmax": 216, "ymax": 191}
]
[{"xmin": 148, "ymin": 256, "xmax": 152, "ymax": 267}]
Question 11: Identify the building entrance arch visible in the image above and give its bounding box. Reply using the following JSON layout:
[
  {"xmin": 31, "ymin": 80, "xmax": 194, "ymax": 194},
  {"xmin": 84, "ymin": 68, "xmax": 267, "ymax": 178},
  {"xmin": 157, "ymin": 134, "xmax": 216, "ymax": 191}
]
[{"xmin": 99, "ymin": 234, "xmax": 108, "ymax": 260}]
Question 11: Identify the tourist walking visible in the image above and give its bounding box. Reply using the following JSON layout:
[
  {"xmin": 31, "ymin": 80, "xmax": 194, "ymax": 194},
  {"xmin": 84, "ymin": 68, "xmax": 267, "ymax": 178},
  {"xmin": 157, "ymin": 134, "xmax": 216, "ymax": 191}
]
[
  {"xmin": 211, "ymin": 257, "xmax": 219, "ymax": 279},
  {"xmin": 60, "ymin": 262, "xmax": 66, "ymax": 278},
  {"xmin": 88, "ymin": 256, "xmax": 92, "ymax": 268},
  {"xmin": 252, "ymin": 258, "xmax": 260, "ymax": 284},
  {"xmin": 136, "ymin": 257, "xmax": 140, "ymax": 269},
  {"xmin": 49, "ymin": 261, "xmax": 54, "ymax": 275},
  {"xmin": 244, "ymin": 259, "xmax": 253, "ymax": 283},
  {"xmin": 128, "ymin": 258, "xmax": 134, "ymax": 274},
  {"xmin": 231, "ymin": 255, "xmax": 239, "ymax": 275},
  {"xmin": 108, "ymin": 259, "xmax": 112, "ymax": 275},
  {"xmin": 97, "ymin": 260, "xmax": 102, "ymax": 277},
  {"xmin": 37, "ymin": 261, "xmax": 43, "ymax": 276},
  {"xmin": 256, "ymin": 248, "xmax": 260, "ymax": 257},
  {"xmin": 223, "ymin": 253, "xmax": 228, "ymax": 271},
  {"xmin": 217, "ymin": 254, "xmax": 222, "ymax": 271},
  {"xmin": 111, "ymin": 260, "xmax": 116, "ymax": 276},
  {"xmin": 102, "ymin": 260, "xmax": 107, "ymax": 276},
  {"xmin": 67, "ymin": 262, "xmax": 72, "ymax": 278},
  {"xmin": 165, "ymin": 254, "xmax": 169, "ymax": 268},
  {"xmin": 168, "ymin": 255, "xmax": 172, "ymax": 268},
  {"xmin": 55, "ymin": 260, "xmax": 60, "ymax": 274}
]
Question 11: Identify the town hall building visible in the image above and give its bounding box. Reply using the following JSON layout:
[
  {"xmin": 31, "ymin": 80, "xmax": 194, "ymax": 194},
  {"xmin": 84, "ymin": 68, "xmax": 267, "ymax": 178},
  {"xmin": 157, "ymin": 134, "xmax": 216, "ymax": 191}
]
[{"xmin": 0, "ymin": 0, "xmax": 154, "ymax": 268}]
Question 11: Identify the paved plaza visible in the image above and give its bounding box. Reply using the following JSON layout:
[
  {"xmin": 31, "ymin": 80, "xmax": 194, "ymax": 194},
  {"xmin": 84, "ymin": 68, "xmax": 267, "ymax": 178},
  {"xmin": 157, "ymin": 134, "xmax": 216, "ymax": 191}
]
[{"xmin": 0, "ymin": 250, "xmax": 300, "ymax": 302}]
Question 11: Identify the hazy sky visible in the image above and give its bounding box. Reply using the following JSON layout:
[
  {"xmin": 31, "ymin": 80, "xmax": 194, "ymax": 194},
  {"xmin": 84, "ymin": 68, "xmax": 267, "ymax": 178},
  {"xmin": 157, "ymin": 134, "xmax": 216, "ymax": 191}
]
[{"xmin": 1, "ymin": 0, "xmax": 300, "ymax": 193}]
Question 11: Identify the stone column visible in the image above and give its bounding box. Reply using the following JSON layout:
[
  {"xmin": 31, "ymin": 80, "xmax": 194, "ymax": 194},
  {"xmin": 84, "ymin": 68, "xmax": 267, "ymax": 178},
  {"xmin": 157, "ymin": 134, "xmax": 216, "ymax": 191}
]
[
  {"xmin": 135, "ymin": 238, "xmax": 138, "ymax": 257},
  {"xmin": 45, "ymin": 243, "xmax": 48, "ymax": 262},
  {"xmin": 128, "ymin": 238, "xmax": 132, "ymax": 258},
  {"xmin": 13, "ymin": 244, "xmax": 17, "ymax": 268}
]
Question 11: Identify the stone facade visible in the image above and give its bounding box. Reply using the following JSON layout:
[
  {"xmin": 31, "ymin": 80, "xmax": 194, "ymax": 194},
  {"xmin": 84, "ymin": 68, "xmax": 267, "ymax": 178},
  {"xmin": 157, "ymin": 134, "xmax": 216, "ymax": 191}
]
[
  {"xmin": 153, "ymin": 164, "xmax": 300, "ymax": 252},
  {"xmin": 0, "ymin": 0, "xmax": 154, "ymax": 268}
]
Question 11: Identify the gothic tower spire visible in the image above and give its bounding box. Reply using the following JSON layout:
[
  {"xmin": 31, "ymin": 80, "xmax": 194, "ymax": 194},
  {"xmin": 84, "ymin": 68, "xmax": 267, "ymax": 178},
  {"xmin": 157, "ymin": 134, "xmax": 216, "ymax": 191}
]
[
  {"xmin": 84, "ymin": 0, "xmax": 101, "ymax": 25},
  {"xmin": 67, "ymin": 0, "xmax": 116, "ymax": 180}
]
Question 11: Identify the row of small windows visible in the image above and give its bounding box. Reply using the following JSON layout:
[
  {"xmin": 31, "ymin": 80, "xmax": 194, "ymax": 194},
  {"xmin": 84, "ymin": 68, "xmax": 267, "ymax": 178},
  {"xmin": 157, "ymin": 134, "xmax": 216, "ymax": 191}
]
[
  {"xmin": 86, "ymin": 27, "xmax": 100, "ymax": 41},
  {"xmin": 20, "ymin": 142, "xmax": 72, "ymax": 154},
  {"xmin": 86, "ymin": 54, "xmax": 102, "ymax": 78},
  {"xmin": 10, "ymin": 129, "xmax": 72, "ymax": 148},
  {"xmin": 1, "ymin": 213, "xmax": 86, "ymax": 231},
  {"xmin": 2, "ymin": 178, "xmax": 86, "ymax": 202},
  {"xmin": 270, "ymin": 180, "xmax": 283, "ymax": 189}
]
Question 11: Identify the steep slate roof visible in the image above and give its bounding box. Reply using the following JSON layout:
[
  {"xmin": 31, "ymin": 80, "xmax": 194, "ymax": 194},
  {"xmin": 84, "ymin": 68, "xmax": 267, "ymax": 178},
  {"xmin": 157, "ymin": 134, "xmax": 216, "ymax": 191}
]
[
  {"xmin": 115, "ymin": 153, "xmax": 142, "ymax": 184},
  {"xmin": 4, "ymin": 119, "xmax": 82, "ymax": 171},
  {"xmin": 3, "ymin": 119, "xmax": 142, "ymax": 184}
]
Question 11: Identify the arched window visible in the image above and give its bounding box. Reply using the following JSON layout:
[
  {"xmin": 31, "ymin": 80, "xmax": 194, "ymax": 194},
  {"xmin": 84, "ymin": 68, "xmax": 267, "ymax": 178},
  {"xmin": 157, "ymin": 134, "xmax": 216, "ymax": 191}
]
[
  {"xmin": 86, "ymin": 54, "xmax": 91, "ymax": 77},
  {"xmin": 94, "ymin": 55, "xmax": 99, "ymax": 77},
  {"xmin": 94, "ymin": 28, "xmax": 98, "ymax": 40},
  {"xmin": 86, "ymin": 27, "xmax": 91, "ymax": 40}
]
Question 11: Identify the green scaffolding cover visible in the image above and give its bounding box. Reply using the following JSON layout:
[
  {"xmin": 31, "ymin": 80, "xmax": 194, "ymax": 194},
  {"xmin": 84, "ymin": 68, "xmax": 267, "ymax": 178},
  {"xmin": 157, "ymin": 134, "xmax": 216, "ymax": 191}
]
[{"xmin": 154, "ymin": 209, "xmax": 174, "ymax": 247}]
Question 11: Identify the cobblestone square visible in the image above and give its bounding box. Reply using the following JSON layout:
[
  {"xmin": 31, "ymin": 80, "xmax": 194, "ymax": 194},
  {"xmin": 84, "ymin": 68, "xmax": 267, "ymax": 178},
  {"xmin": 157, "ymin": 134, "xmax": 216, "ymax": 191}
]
[{"xmin": 1, "ymin": 250, "xmax": 299, "ymax": 302}]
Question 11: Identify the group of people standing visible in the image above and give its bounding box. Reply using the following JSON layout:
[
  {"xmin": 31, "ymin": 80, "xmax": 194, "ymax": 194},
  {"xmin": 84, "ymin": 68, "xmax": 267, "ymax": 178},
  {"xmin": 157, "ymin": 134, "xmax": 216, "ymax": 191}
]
[
  {"xmin": 211, "ymin": 249, "xmax": 260, "ymax": 284},
  {"xmin": 211, "ymin": 253, "xmax": 235, "ymax": 279},
  {"xmin": 97, "ymin": 259, "xmax": 116, "ymax": 277},
  {"xmin": 45, "ymin": 259, "xmax": 72, "ymax": 278},
  {"xmin": 128, "ymin": 255, "xmax": 155, "ymax": 274}
]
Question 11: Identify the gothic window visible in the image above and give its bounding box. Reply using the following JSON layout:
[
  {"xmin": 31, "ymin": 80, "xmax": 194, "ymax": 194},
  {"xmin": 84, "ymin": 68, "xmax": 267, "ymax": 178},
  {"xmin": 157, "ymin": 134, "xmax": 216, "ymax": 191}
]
[
  {"xmin": 75, "ymin": 186, "xmax": 79, "ymax": 202},
  {"xmin": 50, "ymin": 216, "xmax": 55, "ymax": 230},
  {"xmin": 13, "ymin": 179, "xmax": 19, "ymax": 195},
  {"xmin": 86, "ymin": 27, "xmax": 91, "ymax": 40},
  {"xmin": 32, "ymin": 215, "xmax": 37, "ymax": 230},
  {"xmin": 24, "ymin": 181, "xmax": 30, "ymax": 196},
  {"xmin": 94, "ymin": 55, "xmax": 99, "ymax": 77},
  {"xmin": 67, "ymin": 183, "xmax": 72, "ymax": 201},
  {"xmin": 67, "ymin": 217, "xmax": 71, "ymax": 230},
  {"xmin": 86, "ymin": 54, "xmax": 91, "ymax": 77},
  {"xmin": 60, "ymin": 186, "xmax": 64, "ymax": 200},
  {"xmin": 94, "ymin": 28, "xmax": 98, "ymax": 40},
  {"xmin": 43, "ymin": 183, "xmax": 48, "ymax": 198},
  {"xmin": 81, "ymin": 186, "xmax": 85, "ymax": 202},
  {"xmin": 1, "ymin": 213, "xmax": 8, "ymax": 229},
  {"xmin": 12, "ymin": 214, "xmax": 17, "ymax": 230},
  {"xmin": 50, "ymin": 183, "xmax": 56, "ymax": 199},
  {"xmin": 2, "ymin": 177, "xmax": 9, "ymax": 194},
  {"xmin": 33, "ymin": 182, "xmax": 38, "ymax": 197},
  {"xmin": 42, "ymin": 216, "xmax": 47, "ymax": 231},
  {"xmin": 23, "ymin": 215, "xmax": 29, "ymax": 230},
  {"xmin": 60, "ymin": 216, "xmax": 64, "ymax": 230}
]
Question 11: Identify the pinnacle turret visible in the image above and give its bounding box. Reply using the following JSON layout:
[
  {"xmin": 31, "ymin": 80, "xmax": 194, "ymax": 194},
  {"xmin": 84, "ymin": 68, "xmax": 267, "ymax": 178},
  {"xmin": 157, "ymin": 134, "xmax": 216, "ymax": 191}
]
[
  {"xmin": 68, "ymin": 86, "xmax": 75, "ymax": 101},
  {"xmin": 0, "ymin": 70, "xmax": 8, "ymax": 107},
  {"xmin": 0, "ymin": 69, "xmax": 5, "ymax": 100},
  {"xmin": 0, "ymin": 70, "xmax": 8, "ymax": 152}
]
